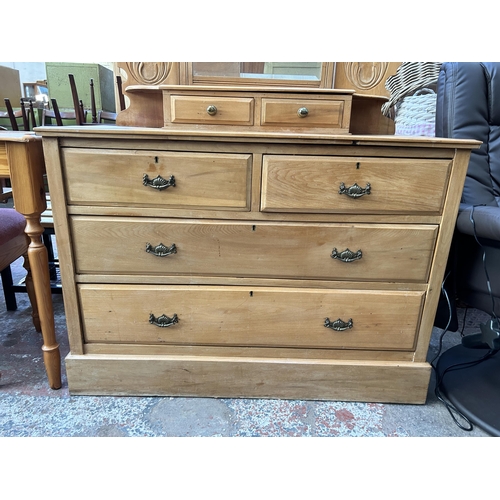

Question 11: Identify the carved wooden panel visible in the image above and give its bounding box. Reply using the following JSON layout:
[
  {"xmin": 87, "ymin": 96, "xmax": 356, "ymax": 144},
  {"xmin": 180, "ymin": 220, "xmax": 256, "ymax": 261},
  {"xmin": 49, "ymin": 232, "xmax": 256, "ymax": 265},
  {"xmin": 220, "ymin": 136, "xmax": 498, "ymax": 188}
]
[
  {"xmin": 114, "ymin": 62, "xmax": 181, "ymax": 108},
  {"xmin": 334, "ymin": 63, "xmax": 401, "ymax": 96},
  {"xmin": 116, "ymin": 62, "xmax": 180, "ymax": 86}
]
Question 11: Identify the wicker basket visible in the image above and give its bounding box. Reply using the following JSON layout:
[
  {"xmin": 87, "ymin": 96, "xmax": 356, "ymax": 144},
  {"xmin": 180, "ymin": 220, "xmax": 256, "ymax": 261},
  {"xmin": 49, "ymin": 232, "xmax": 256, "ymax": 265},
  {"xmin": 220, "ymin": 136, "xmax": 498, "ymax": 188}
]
[
  {"xmin": 382, "ymin": 62, "xmax": 442, "ymax": 118},
  {"xmin": 394, "ymin": 88, "xmax": 437, "ymax": 137}
]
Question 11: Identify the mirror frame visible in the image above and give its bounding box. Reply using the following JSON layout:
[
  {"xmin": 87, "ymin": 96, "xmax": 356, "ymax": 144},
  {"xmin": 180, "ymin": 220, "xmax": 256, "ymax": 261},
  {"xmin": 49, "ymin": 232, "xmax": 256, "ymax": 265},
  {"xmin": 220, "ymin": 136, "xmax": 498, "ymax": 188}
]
[{"xmin": 179, "ymin": 62, "xmax": 335, "ymax": 88}]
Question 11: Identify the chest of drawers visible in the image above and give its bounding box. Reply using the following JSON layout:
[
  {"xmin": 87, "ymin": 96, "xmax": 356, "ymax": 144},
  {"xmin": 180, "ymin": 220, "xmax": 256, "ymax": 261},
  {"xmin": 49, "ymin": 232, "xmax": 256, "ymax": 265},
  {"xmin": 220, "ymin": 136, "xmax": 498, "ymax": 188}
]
[{"xmin": 39, "ymin": 124, "xmax": 478, "ymax": 403}]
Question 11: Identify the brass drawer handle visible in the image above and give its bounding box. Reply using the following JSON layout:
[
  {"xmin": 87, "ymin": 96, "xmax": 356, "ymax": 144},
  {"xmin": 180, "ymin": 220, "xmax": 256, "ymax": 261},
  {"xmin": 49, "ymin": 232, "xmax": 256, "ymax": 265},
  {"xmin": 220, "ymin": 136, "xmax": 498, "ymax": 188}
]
[
  {"xmin": 149, "ymin": 313, "xmax": 179, "ymax": 328},
  {"xmin": 324, "ymin": 317, "xmax": 353, "ymax": 331},
  {"xmin": 297, "ymin": 107, "xmax": 309, "ymax": 117},
  {"xmin": 207, "ymin": 105, "xmax": 218, "ymax": 116},
  {"xmin": 339, "ymin": 182, "xmax": 371, "ymax": 198},
  {"xmin": 146, "ymin": 243, "xmax": 177, "ymax": 257},
  {"xmin": 331, "ymin": 248, "xmax": 362, "ymax": 262},
  {"xmin": 143, "ymin": 174, "xmax": 176, "ymax": 191}
]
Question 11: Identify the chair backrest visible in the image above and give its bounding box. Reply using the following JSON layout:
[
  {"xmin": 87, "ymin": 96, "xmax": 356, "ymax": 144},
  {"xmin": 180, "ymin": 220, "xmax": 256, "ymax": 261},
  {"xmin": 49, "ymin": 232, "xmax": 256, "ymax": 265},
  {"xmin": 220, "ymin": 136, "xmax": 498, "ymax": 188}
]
[
  {"xmin": 40, "ymin": 98, "xmax": 82, "ymax": 126},
  {"xmin": 436, "ymin": 62, "xmax": 500, "ymax": 209},
  {"xmin": 435, "ymin": 62, "xmax": 500, "ymax": 319},
  {"xmin": 116, "ymin": 75, "xmax": 126, "ymax": 111},
  {"xmin": 3, "ymin": 98, "xmax": 29, "ymax": 131},
  {"xmin": 68, "ymin": 73, "xmax": 122, "ymax": 125},
  {"xmin": 68, "ymin": 73, "xmax": 87, "ymax": 125},
  {"xmin": 28, "ymin": 100, "xmax": 37, "ymax": 129},
  {"xmin": 98, "ymin": 110, "xmax": 117, "ymax": 123}
]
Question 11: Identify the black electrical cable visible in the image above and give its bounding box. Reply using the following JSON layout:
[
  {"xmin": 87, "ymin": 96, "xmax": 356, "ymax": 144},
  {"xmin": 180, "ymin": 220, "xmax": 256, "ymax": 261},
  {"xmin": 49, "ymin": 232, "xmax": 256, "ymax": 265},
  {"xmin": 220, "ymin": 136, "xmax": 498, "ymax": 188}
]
[
  {"xmin": 431, "ymin": 204, "xmax": 500, "ymax": 432},
  {"xmin": 430, "ymin": 273, "xmax": 475, "ymax": 431}
]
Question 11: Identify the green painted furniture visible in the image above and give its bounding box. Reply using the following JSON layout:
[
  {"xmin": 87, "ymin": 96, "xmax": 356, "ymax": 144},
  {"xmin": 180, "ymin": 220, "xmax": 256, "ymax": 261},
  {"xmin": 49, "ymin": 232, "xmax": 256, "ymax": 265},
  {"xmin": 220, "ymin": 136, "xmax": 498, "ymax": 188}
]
[{"xmin": 45, "ymin": 63, "xmax": 116, "ymax": 118}]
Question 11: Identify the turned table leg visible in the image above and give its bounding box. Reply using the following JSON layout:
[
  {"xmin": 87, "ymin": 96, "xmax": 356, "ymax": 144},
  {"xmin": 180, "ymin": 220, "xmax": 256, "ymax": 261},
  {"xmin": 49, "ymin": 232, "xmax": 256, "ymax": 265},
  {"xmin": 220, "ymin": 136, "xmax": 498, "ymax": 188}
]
[
  {"xmin": 5, "ymin": 136, "xmax": 61, "ymax": 390},
  {"xmin": 23, "ymin": 252, "xmax": 41, "ymax": 332},
  {"xmin": 24, "ymin": 214, "xmax": 61, "ymax": 388}
]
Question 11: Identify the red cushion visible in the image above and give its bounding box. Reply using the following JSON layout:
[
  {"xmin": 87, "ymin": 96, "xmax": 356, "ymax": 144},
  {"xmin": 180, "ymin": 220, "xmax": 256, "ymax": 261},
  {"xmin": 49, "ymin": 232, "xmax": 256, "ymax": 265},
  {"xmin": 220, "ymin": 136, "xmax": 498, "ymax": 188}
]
[{"xmin": 0, "ymin": 209, "xmax": 26, "ymax": 246}]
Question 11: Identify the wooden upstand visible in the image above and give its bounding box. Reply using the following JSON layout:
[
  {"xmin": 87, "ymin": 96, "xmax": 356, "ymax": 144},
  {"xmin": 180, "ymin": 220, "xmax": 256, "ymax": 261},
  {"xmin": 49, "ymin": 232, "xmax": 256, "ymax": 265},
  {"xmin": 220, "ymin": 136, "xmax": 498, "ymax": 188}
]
[{"xmin": 37, "ymin": 88, "xmax": 479, "ymax": 402}]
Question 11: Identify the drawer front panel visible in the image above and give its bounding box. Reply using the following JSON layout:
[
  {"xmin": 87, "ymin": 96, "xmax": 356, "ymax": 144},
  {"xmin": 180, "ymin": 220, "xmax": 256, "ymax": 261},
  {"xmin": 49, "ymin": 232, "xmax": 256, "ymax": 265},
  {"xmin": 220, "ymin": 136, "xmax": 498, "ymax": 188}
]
[
  {"xmin": 261, "ymin": 155, "xmax": 451, "ymax": 214},
  {"xmin": 261, "ymin": 98, "xmax": 346, "ymax": 129},
  {"xmin": 71, "ymin": 217, "xmax": 438, "ymax": 282},
  {"xmin": 79, "ymin": 285, "xmax": 424, "ymax": 350},
  {"xmin": 169, "ymin": 95, "xmax": 254, "ymax": 125},
  {"xmin": 62, "ymin": 148, "xmax": 252, "ymax": 209}
]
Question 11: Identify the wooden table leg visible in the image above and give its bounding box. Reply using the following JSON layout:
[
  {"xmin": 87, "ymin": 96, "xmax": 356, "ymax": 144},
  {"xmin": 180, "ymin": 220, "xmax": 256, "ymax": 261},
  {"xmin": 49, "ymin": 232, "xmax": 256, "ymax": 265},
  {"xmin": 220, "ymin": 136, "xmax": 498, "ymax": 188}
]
[
  {"xmin": 23, "ymin": 252, "xmax": 41, "ymax": 332},
  {"xmin": 5, "ymin": 136, "xmax": 61, "ymax": 389},
  {"xmin": 24, "ymin": 214, "xmax": 61, "ymax": 389}
]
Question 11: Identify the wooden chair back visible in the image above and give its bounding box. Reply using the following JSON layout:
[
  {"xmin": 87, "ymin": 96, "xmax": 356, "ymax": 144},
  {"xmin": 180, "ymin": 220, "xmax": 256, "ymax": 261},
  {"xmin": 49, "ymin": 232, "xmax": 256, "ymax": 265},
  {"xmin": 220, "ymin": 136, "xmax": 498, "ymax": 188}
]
[
  {"xmin": 98, "ymin": 110, "xmax": 117, "ymax": 123},
  {"xmin": 41, "ymin": 98, "xmax": 83, "ymax": 126},
  {"xmin": 68, "ymin": 73, "xmax": 122, "ymax": 125},
  {"xmin": 3, "ymin": 98, "xmax": 29, "ymax": 131},
  {"xmin": 116, "ymin": 75, "xmax": 126, "ymax": 111}
]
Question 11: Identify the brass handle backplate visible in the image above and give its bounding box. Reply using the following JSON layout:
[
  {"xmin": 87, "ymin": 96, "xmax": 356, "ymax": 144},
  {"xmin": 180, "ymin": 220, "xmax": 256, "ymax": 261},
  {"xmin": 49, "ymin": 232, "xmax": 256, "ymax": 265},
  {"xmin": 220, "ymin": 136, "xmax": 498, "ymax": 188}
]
[
  {"xmin": 339, "ymin": 182, "xmax": 371, "ymax": 198},
  {"xmin": 331, "ymin": 248, "xmax": 362, "ymax": 262},
  {"xmin": 297, "ymin": 107, "xmax": 309, "ymax": 117},
  {"xmin": 324, "ymin": 317, "xmax": 353, "ymax": 331},
  {"xmin": 149, "ymin": 313, "xmax": 179, "ymax": 328},
  {"xmin": 207, "ymin": 105, "xmax": 217, "ymax": 116},
  {"xmin": 143, "ymin": 174, "xmax": 176, "ymax": 191},
  {"xmin": 146, "ymin": 243, "xmax": 177, "ymax": 257}
]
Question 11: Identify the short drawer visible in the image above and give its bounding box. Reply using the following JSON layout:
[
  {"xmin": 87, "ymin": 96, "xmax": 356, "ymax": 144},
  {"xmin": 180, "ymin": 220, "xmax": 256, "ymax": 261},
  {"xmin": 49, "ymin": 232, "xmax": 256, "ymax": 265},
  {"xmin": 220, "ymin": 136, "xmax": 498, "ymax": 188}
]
[
  {"xmin": 168, "ymin": 95, "xmax": 254, "ymax": 125},
  {"xmin": 261, "ymin": 155, "xmax": 451, "ymax": 214},
  {"xmin": 71, "ymin": 217, "xmax": 438, "ymax": 283},
  {"xmin": 79, "ymin": 284, "xmax": 424, "ymax": 350},
  {"xmin": 61, "ymin": 148, "xmax": 251, "ymax": 210},
  {"xmin": 261, "ymin": 98, "xmax": 348, "ymax": 130}
]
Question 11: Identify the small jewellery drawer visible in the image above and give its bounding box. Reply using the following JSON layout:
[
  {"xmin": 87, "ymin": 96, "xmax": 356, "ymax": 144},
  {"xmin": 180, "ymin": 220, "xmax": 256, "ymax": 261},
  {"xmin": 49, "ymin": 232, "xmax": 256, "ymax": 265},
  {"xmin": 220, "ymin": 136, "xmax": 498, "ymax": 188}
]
[
  {"xmin": 79, "ymin": 285, "xmax": 424, "ymax": 350},
  {"xmin": 168, "ymin": 95, "xmax": 254, "ymax": 125},
  {"xmin": 261, "ymin": 155, "xmax": 452, "ymax": 214},
  {"xmin": 61, "ymin": 148, "xmax": 252, "ymax": 209},
  {"xmin": 260, "ymin": 98, "xmax": 348, "ymax": 130},
  {"xmin": 70, "ymin": 217, "xmax": 438, "ymax": 282}
]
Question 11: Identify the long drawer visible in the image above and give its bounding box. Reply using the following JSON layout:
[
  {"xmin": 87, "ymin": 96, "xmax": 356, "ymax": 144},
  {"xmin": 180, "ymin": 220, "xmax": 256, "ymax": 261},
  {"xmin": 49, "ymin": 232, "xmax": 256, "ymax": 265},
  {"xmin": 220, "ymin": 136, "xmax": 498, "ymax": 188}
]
[
  {"xmin": 61, "ymin": 148, "xmax": 252, "ymax": 209},
  {"xmin": 79, "ymin": 285, "xmax": 425, "ymax": 350},
  {"xmin": 261, "ymin": 155, "xmax": 452, "ymax": 214},
  {"xmin": 70, "ymin": 216, "xmax": 438, "ymax": 282}
]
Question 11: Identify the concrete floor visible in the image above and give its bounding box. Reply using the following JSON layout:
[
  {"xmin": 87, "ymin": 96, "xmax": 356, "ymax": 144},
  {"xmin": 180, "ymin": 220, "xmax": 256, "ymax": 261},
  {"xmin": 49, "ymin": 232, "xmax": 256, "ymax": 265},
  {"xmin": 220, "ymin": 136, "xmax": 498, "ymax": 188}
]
[{"xmin": 1, "ymin": 250, "xmax": 492, "ymax": 438}]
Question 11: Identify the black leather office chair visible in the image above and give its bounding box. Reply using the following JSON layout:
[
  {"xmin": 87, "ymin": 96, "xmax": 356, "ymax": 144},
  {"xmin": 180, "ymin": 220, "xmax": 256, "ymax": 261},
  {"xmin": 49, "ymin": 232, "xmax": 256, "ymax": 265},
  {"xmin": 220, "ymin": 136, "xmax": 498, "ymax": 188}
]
[{"xmin": 434, "ymin": 62, "xmax": 500, "ymax": 436}]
